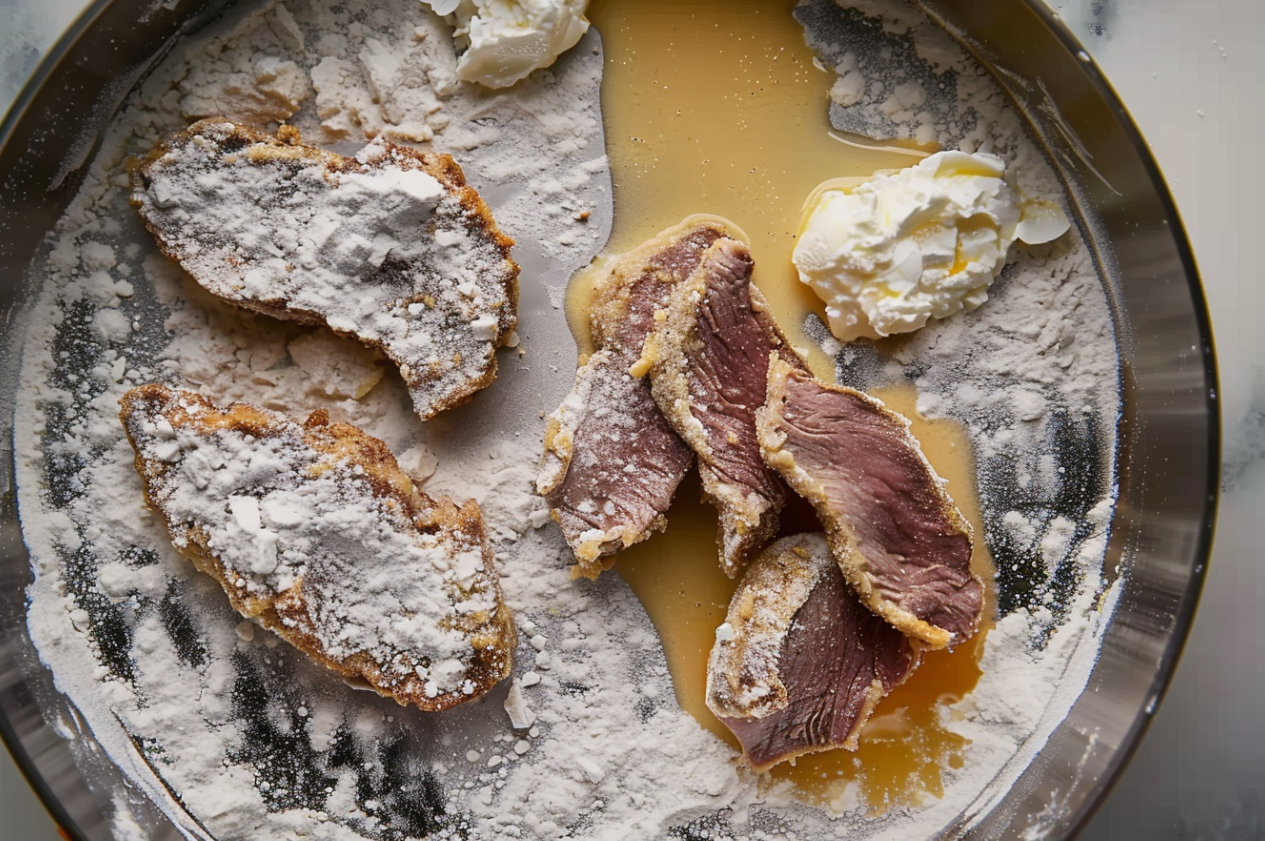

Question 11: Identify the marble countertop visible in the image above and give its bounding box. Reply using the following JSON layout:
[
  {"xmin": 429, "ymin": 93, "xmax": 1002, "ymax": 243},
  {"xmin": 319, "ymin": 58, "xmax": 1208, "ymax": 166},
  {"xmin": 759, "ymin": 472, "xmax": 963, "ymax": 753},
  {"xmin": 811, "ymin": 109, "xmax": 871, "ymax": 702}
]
[{"xmin": 2, "ymin": 0, "xmax": 1261, "ymax": 838}]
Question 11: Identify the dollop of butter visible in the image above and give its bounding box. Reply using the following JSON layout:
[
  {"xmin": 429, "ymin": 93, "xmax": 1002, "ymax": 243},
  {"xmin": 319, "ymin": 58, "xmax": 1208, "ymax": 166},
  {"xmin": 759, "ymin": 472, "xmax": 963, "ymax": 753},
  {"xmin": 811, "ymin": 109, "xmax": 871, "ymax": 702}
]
[
  {"xmin": 422, "ymin": 0, "xmax": 591, "ymax": 89},
  {"xmin": 792, "ymin": 150, "xmax": 1070, "ymax": 343}
]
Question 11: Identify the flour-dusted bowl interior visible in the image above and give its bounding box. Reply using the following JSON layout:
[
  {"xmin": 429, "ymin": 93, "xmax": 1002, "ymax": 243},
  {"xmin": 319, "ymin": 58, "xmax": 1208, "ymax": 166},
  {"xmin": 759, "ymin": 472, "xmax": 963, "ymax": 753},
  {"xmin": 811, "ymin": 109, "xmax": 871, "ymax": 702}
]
[{"xmin": 0, "ymin": 0, "xmax": 1216, "ymax": 839}]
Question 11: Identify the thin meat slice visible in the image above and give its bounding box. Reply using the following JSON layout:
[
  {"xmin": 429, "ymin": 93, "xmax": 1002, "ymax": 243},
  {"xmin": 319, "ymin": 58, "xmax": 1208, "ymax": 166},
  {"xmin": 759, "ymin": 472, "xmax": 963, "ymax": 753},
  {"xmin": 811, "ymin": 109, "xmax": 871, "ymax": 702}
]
[
  {"xmin": 707, "ymin": 533, "xmax": 918, "ymax": 771},
  {"xmin": 756, "ymin": 357, "xmax": 982, "ymax": 649},
  {"xmin": 120, "ymin": 384, "xmax": 515, "ymax": 712},
  {"xmin": 537, "ymin": 218, "xmax": 732, "ymax": 576},
  {"xmin": 130, "ymin": 119, "xmax": 519, "ymax": 421},
  {"xmin": 643, "ymin": 238, "xmax": 803, "ymax": 577},
  {"xmin": 537, "ymin": 347, "xmax": 692, "ymax": 572}
]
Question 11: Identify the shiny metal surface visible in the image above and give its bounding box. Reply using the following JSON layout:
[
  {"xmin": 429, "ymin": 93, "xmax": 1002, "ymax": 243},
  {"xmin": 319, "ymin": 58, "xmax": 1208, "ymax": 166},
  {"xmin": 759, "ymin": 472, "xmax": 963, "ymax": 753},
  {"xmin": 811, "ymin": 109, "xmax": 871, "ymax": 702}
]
[
  {"xmin": 0, "ymin": 1, "xmax": 1217, "ymax": 839},
  {"xmin": 919, "ymin": 2, "xmax": 1217, "ymax": 836},
  {"xmin": 0, "ymin": 4, "xmax": 236, "ymax": 838}
]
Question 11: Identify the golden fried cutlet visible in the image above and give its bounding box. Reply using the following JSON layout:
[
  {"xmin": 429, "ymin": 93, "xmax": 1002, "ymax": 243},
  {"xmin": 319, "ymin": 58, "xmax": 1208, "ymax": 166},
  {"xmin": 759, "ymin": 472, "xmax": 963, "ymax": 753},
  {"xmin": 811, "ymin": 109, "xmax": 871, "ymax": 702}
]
[
  {"xmin": 130, "ymin": 119, "xmax": 519, "ymax": 421},
  {"xmin": 120, "ymin": 383, "xmax": 516, "ymax": 711}
]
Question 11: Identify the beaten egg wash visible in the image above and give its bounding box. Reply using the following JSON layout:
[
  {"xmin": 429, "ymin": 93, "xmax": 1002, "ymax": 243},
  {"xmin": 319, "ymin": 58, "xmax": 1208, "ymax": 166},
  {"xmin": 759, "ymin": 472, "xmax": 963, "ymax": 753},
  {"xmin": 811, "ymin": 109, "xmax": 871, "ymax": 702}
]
[
  {"xmin": 572, "ymin": 0, "xmax": 929, "ymax": 375},
  {"xmin": 570, "ymin": 0, "xmax": 996, "ymax": 810}
]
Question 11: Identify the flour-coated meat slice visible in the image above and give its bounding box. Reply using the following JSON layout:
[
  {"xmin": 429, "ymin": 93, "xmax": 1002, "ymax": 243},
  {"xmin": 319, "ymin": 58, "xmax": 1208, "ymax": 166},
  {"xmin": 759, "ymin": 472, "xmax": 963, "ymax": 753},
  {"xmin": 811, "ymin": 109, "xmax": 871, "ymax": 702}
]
[
  {"xmin": 130, "ymin": 118, "xmax": 519, "ymax": 421},
  {"xmin": 120, "ymin": 384, "xmax": 515, "ymax": 711},
  {"xmin": 537, "ymin": 347, "xmax": 694, "ymax": 573},
  {"xmin": 537, "ymin": 217, "xmax": 731, "ymax": 576},
  {"xmin": 756, "ymin": 358, "xmax": 981, "ymax": 649},
  {"xmin": 644, "ymin": 237, "xmax": 805, "ymax": 577},
  {"xmin": 707, "ymin": 533, "xmax": 917, "ymax": 771}
]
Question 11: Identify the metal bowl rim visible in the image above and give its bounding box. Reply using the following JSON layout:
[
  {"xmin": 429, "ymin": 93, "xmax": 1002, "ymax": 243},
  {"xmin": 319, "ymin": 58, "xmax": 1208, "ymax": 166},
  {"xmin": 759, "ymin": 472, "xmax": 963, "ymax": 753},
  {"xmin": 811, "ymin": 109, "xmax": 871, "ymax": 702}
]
[{"xmin": 0, "ymin": 1, "xmax": 1221, "ymax": 838}]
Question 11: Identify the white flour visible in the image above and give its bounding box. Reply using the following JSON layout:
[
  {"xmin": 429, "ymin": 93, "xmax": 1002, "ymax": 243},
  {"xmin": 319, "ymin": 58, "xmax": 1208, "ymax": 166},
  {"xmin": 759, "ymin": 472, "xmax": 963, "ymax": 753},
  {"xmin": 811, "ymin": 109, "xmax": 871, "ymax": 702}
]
[
  {"xmin": 132, "ymin": 118, "xmax": 519, "ymax": 420},
  {"xmin": 12, "ymin": 0, "xmax": 1121, "ymax": 838},
  {"xmin": 119, "ymin": 386, "xmax": 513, "ymax": 705}
]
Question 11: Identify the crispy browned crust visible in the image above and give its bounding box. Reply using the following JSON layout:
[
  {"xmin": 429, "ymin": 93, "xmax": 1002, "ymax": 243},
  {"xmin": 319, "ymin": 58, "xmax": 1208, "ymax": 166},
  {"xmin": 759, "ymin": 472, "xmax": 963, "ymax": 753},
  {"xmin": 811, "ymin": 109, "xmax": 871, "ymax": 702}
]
[
  {"xmin": 119, "ymin": 384, "xmax": 516, "ymax": 711},
  {"xmin": 128, "ymin": 118, "xmax": 520, "ymax": 419}
]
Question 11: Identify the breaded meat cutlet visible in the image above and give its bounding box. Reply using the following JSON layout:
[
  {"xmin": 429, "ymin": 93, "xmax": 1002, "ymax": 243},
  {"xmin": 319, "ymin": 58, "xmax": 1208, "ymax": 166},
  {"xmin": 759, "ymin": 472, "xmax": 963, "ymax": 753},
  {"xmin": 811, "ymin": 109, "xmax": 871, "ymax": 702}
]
[
  {"xmin": 120, "ymin": 383, "xmax": 516, "ymax": 711},
  {"xmin": 130, "ymin": 118, "xmax": 519, "ymax": 421}
]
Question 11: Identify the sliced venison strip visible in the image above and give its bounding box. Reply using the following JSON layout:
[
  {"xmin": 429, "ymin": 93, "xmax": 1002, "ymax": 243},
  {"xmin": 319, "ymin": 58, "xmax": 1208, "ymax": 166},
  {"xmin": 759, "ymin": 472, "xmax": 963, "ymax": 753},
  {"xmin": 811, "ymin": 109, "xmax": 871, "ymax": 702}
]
[
  {"xmin": 756, "ymin": 357, "xmax": 982, "ymax": 649},
  {"xmin": 644, "ymin": 237, "xmax": 804, "ymax": 577},
  {"xmin": 537, "ymin": 347, "xmax": 693, "ymax": 572},
  {"xmin": 537, "ymin": 218, "xmax": 731, "ymax": 576},
  {"xmin": 707, "ymin": 533, "xmax": 917, "ymax": 771}
]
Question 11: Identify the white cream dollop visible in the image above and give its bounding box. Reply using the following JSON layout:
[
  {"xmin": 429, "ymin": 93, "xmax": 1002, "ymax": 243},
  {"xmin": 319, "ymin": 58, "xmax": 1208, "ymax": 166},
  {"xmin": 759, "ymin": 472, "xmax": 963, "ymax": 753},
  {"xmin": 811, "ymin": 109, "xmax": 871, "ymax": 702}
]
[
  {"xmin": 792, "ymin": 150, "xmax": 1070, "ymax": 342},
  {"xmin": 423, "ymin": 0, "xmax": 590, "ymax": 89}
]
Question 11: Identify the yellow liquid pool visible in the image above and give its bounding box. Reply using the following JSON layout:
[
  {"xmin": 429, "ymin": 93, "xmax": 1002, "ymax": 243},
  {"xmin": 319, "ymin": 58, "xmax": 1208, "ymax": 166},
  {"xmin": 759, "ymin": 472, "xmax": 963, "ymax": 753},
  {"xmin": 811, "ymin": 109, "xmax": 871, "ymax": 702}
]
[{"xmin": 570, "ymin": 0, "xmax": 995, "ymax": 811}]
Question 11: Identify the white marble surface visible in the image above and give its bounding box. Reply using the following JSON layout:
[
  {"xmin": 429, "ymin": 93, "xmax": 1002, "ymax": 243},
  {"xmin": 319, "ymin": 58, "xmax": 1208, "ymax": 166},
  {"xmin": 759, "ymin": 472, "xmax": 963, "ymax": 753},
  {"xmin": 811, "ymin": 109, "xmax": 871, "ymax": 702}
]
[
  {"xmin": 1, "ymin": 0, "xmax": 1261, "ymax": 838},
  {"xmin": 1053, "ymin": 1, "xmax": 1264, "ymax": 838}
]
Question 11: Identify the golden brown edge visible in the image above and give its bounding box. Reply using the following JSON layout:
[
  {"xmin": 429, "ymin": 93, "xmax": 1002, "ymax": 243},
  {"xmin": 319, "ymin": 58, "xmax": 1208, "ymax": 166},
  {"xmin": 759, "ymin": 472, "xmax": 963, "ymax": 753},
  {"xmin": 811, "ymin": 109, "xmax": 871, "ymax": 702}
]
[
  {"xmin": 755, "ymin": 357, "xmax": 979, "ymax": 650},
  {"xmin": 127, "ymin": 118, "xmax": 521, "ymax": 420},
  {"xmin": 118, "ymin": 383, "xmax": 516, "ymax": 711}
]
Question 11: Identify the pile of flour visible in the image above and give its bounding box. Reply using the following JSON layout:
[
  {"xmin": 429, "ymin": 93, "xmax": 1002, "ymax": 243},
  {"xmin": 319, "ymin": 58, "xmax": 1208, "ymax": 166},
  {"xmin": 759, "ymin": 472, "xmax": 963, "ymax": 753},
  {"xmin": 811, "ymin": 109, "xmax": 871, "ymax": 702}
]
[{"xmin": 12, "ymin": 0, "xmax": 1121, "ymax": 838}]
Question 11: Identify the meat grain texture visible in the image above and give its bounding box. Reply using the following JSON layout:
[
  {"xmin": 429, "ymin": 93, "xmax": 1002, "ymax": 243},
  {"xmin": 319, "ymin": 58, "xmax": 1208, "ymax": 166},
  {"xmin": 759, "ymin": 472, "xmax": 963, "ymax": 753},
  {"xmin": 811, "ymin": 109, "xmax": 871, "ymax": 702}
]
[
  {"xmin": 707, "ymin": 533, "xmax": 918, "ymax": 770},
  {"xmin": 643, "ymin": 237, "xmax": 805, "ymax": 577},
  {"xmin": 757, "ymin": 357, "xmax": 982, "ymax": 649},
  {"xmin": 538, "ymin": 218, "xmax": 734, "ymax": 575}
]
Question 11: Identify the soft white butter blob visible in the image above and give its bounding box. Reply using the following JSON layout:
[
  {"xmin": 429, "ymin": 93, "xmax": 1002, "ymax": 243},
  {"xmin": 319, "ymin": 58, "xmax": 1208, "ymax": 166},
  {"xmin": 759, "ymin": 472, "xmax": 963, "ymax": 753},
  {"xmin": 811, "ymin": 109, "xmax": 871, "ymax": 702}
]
[
  {"xmin": 422, "ymin": 0, "xmax": 590, "ymax": 89},
  {"xmin": 792, "ymin": 150, "xmax": 1070, "ymax": 342}
]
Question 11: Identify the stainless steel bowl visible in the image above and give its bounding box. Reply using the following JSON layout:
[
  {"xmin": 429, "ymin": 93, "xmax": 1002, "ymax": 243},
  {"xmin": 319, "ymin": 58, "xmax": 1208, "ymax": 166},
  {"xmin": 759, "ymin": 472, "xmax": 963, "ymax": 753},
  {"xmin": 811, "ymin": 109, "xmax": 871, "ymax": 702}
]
[{"xmin": 0, "ymin": 1, "xmax": 1217, "ymax": 838}]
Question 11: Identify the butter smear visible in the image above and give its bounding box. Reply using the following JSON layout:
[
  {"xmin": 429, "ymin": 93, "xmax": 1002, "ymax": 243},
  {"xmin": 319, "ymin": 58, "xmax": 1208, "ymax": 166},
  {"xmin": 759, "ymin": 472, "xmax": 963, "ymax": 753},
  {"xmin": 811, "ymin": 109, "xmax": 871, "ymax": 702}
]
[
  {"xmin": 793, "ymin": 150, "xmax": 1071, "ymax": 342},
  {"xmin": 423, "ymin": 0, "xmax": 591, "ymax": 89}
]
